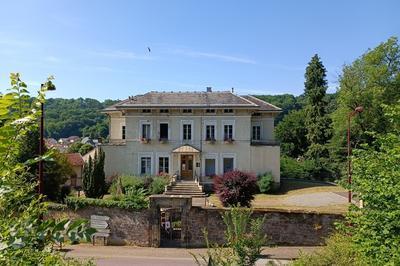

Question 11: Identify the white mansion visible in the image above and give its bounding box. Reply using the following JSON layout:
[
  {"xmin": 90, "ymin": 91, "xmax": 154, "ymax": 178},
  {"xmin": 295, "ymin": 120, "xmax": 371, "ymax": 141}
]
[{"xmin": 102, "ymin": 89, "xmax": 281, "ymax": 187}]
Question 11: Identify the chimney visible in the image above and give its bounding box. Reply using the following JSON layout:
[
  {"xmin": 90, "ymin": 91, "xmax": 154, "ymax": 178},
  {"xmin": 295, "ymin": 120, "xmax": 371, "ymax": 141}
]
[
  {"xmin": 206, "ymin": 87, "xmax": 212, "ymax": 92},
  {"xmin": 231, "ymin": 87, "xmax": 234, "ymax": 93}
]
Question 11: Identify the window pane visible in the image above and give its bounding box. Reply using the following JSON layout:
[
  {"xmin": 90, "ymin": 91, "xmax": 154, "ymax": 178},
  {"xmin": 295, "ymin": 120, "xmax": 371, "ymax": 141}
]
[
  {"xmin": 223, "ymin": 158, "xmax": 234, "ymax": 173},
  {"xmin": 205, "ymin": 159, "xmax": 216, "ymax": 176},
  {"xmin": 141, "ymin": 157, "xmax": 151, "ymax": 175},
  {"xmin": 122, "ymin": 126, "xmax": 126, "ymax": 140},
  {"xmin": 158, "ymin": 157, "xmax": 169, "ymax": 174},
  {"xmin": 183, "ymin": 124, "xmax": 191, "ymax": 140},
  {"xmin": 160, "ymin": 123, "xmax": 168, "ymax": 139}
]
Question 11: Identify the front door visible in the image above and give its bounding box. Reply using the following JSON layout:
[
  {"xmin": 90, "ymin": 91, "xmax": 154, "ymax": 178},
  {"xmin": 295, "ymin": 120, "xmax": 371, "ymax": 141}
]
[{"xmin": 180, "ymin": 155, "xmax": 193, "ymax": 180}]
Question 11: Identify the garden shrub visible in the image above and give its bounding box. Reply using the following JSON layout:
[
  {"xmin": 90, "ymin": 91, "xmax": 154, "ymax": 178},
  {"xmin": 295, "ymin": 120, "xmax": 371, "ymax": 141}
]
[
  {"xmin": 257, "ymin": 172, "xmax": 273, "ymax": 193},
  {"xmin": 65, "ymin": 195, "xmax": 148, "ymax": 210},
  {"xmin": 150, "ymin": 176, "xmax": 169, "ymax": 194},
  {"xmin": 143, "ymin": 176, "xmax": 154, "ymax": 190},
  {"xmin": 214, "ymin": 170, "xmax": 258, "ymax": 207},
  {"xmin": 293, "ymin": 233, "xmax": 368, "ymax": 266}
]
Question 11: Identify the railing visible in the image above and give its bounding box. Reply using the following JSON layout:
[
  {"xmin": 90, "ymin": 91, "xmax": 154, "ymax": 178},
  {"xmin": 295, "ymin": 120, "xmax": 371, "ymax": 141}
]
[{"xmin": 250, "ymin": 140, "xmax": 280, "ymax": 146}]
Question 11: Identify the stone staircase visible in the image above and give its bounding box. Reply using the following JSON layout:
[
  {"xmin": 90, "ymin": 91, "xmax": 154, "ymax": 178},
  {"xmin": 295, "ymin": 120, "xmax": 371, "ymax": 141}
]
[{"xmin": 164, "ymin": 181, "xmax": 206, "ymax": 197}]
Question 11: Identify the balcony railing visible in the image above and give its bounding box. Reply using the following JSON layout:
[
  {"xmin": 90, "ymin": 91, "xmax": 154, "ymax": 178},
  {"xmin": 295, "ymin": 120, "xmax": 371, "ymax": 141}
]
[{"xmin": 250, "ymin": 140, "xmax": 280, "ymax": 146}]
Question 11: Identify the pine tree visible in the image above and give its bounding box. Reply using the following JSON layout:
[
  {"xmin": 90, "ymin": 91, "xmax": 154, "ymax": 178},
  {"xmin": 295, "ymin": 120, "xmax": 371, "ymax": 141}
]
[
  {"xmin": 82, "ymin": 148, "xmax": 106, "ymax": 198},
  {"xmin": 304, "ymin": 54, "xmax": 331, "ymax": 159}
]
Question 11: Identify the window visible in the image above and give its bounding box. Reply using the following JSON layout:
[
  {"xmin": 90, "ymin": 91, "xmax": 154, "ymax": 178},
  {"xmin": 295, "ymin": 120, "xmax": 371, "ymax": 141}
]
[
  {"xmin": 224, "ymin": 125, "xmax": 233, "ymax": 140},
  {"xmin": 253, "ymin": 112, "xmax": 261, "ymax": 117},
  {"xmin": 223, "ymin": 157, "xmax": 234, "ymax": 173},
  {"xmin": 140, "ymin": 157, "xmax": 151, "ymax": 175},
  {"xmin": 183, "ymin": 123, "xmax": 192, "ymax": 140},
  {"xmin": 142, "ymin": 109, "xmax": 151, "ymax": 113},
  {"xmin": 142, "ymin": 124, "xmax": 151, "ymax": 139},
  {"xmin": 160, "ymin": 109, "xmax": 169, "ymax": 113},
  {"xmin": 122, "ymin": 125, "xmax": 126, "ymax": 140},
  {"xmin": 159, "ymin": 123, "xmax": 168, "ymax": 140},
  {"xmin": 224, "ymin": 109, "xmax": 233, "ymax": 113},
  {"xmin": 252, "ymin": 125, "xmax": 261, "ymax": 141},
  {"xmin": 158, "ymin": 157, "xmax": 169, "ymax": 174},
  {"xmin": 182, "ymin": 109, "xmax": 192, "ymax": 113},
  {"xmin": 205, "ymin": 159, "xmax": 216, "ymax": 176},
  {"xmin": 206, "ymin": 109, "xmax": 215, "ymax": 113},
  {"xmin": 206, "ymin": 125, "xmax": 215, "ymax": 140}
]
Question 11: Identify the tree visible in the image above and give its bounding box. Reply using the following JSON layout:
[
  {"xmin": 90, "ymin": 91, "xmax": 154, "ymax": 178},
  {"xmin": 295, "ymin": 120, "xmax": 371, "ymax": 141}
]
[
  {"xmin": 275, "ymin": 109, "xmax": 308, "ymax": 157},
  {"xmin": 344, "ymin": 102, "xmax": 400, "ymax": 264},
  {"xmin": 67, "ymin": 142, "xmax": 93, "ymax": 155},
  {"xmin": 331, "ymin": 37, "xmax": 400, "ymax": 161},
  {"xmin": 304, "ymin": 54, "xmax": 331, "ymax": 159},
  {"xmin": 83, "ymin": 148, "xmax": 106, "ymax": 198}
]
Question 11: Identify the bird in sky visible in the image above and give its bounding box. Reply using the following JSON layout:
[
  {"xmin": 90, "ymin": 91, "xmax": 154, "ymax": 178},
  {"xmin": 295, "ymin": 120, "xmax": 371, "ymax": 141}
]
[{"xmin": 147, "ymin": 47, "xmax": 151, "ymax": 53}]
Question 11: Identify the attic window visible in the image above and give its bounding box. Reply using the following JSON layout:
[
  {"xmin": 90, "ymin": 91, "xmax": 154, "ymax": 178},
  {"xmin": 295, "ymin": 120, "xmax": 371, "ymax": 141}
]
[
  {"xmin": 253, "ymin": 112, "xmax": 261, "ymax": 116},
  {"xmin": 142, "ymin": 109, "xmax": 151, "ymax": 113},
  {"xmin": 160, "ymin": 109, "xmax": 169, "ymax": 113},
  {"xmin": 205, "ymin": 109, "xmax": 215, "ymax": 113},
  {"xmin": 224, "ymin": 109, "xmax": 234, "ymax": 113},
  {"xmin": 182, "ymin": 109, "xmax": 192, "ymax": 113}
]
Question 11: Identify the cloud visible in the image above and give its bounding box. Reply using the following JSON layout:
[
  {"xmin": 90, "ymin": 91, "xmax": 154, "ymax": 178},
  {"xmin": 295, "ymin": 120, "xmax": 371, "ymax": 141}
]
[
  {"xmin": 91, "ymin": 50, "xmax": 154, "ymax": 60},
  {"xmin": 173, "ymin": 49, "xmax": 256, "ymax": 64}
]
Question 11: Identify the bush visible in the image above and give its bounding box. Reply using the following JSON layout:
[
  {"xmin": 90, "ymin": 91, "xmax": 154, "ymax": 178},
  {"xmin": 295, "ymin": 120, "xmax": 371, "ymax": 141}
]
[
  {"xmin": 281, "ymin": 156, "xmax": 334, "ymax": 180},
  {"xmin": 59, "ymin": 185, "xmax": 72, "ymax": 203},
  {"xmin": 65, "ymin": 195, "xmax": 148, "ymax": 210},
  {"xmin": 257, "ymin": 172, "xmax": 273, "ymax": 193},
  {"xmin": 293, "ymin": 233, "xmax": 368, "ymax": 266},
  {"xmin": 150, "ymin": 176, "xmax": 169, "ymax": 194},
  {"xmin": 143, "ymin": 176, "xmax": 154, "ymax": 190},
  {"xmin": 214, "ymin": 170, "xmax": 258, "ymax": 207}
]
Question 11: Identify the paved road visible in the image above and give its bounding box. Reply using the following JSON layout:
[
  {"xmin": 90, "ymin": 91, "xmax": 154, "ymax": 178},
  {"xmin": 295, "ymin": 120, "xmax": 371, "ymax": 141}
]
[{"xmin": 65, "ymin": 244, "xmax": 319, "ymax": 265}]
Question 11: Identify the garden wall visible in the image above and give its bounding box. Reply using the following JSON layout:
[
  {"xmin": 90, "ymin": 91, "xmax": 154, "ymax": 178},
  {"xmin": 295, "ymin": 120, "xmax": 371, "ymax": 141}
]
[
  {"xmin": 186, "ymin": 207, "xmax": 343, "ymax": 247},
  {"xmin": 48, "ymin": 204, "xmax": 343, "ymax": 247},
  {"xmin": 47, "ymin": 206, "xmax": 151, "ymax": 246}
]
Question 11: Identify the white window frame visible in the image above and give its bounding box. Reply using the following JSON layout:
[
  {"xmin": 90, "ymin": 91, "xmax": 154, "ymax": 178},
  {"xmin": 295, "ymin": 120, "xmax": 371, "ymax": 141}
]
[
  {"xmin": 139, "ymin": 120, "xmax": 152, "ymax": 140},
  {"xmin": 222, "ymin": 120, "xmax": 235, "ymax": 140},
  {"xmin": 138, "ymin": 152, "xmax": 154, "ymax": 175},
  {"xmin": 203, "ymin": 120, "xmax": 217, "ymax": 141},
  {"xmin": 158, "ymin": 121, "xmax": 170, "ymax": 140},
  {"xmin": 180, "ymin": 120, "xmax": 194, "ymax": 142},
  {"xmin": 220, "ymin": 153, "xmax": 236, "ymax": 174},
  {"xmin": 156, "ymin": 152, "xmax": 171, "ymax": 175},
  {"xmin": 202, "ymin": 153, "xmax": 218, "ymax": 176}
]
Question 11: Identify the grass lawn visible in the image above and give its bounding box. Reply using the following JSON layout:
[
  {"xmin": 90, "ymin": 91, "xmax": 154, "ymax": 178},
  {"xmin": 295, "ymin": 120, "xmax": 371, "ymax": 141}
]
[{"xmin": 208, "ymin": 179, "xmax": 349, "ymax": 214}]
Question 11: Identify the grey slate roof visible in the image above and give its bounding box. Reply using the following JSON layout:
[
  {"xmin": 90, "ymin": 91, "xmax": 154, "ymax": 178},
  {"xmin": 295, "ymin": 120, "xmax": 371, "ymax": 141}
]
[{"xmin": 104, "ymin": 91, "xmax": 281, "ymax": 112}]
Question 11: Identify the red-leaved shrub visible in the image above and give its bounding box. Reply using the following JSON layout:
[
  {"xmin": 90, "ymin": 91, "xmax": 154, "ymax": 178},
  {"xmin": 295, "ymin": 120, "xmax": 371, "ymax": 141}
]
[{"xmin": 214, "ymin": 170, "xmax": 258, "ymax": 207}]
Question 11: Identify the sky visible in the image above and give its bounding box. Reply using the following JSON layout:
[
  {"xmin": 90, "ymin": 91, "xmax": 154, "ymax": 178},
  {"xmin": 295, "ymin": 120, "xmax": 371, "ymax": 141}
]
[{"xmin": 0, "ymin": 0, "xmax": 399, "ymax": 100}]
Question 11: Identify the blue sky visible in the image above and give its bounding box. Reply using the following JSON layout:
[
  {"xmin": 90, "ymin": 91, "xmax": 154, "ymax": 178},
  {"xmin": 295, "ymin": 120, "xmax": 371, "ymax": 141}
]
[{"xmin": 0, "ymin": 0, "xmax": 399, "ymax": 100}]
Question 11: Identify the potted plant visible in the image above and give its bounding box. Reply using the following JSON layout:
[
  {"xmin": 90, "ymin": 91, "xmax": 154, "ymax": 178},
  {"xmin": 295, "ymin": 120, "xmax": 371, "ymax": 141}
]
[
  {"xmin": 224, "ymin": 137, "xmax": 234, "ymax": 143},
  {"xmin": 141, "ymin": 137, "xmax": 151, "ymax": 144},
  {"xmin": 205, "ymin": 137, "xmax": 216, "ymax": 144}
]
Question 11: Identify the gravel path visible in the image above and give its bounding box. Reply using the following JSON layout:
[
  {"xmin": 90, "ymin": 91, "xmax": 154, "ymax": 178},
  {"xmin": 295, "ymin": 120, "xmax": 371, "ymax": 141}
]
[{"xmin": 283, "ymin": 192, "xmax": 348, "ymax": 207}]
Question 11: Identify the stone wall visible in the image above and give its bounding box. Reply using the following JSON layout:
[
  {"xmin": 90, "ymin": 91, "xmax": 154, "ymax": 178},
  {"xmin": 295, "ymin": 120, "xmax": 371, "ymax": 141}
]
[
  {"xmin": 186, "ymin": 207, "xmax": 343, "ymax": 247},
  {"xmin": 47, "ymin": 206, "xmax": 151, "ymax": 246},
  {"xmin": 48, "ymin": 203, "xmax": 343, "ymax": 247}
]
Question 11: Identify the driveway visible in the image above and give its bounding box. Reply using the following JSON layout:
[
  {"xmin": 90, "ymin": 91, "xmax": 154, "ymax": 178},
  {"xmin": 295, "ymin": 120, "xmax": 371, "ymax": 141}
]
[{"xmin": 64, "ymin": 244, "xmax": 320, "ymax": 265}]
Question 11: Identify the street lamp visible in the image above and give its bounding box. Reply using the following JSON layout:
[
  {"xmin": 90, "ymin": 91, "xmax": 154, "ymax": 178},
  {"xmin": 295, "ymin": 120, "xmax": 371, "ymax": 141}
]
[
  {"xmin": 38, "ymin": 81, "xmax": 56, "ymax": 195},
  {"xmin": 347, "ymin": 106, "xmax": 364, "ymax": 203}
]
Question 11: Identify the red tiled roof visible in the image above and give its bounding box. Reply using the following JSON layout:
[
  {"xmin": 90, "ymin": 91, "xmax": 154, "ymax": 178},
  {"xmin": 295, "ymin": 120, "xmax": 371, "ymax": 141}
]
[{"xmin": 65, "ymin": 153, "xmax": 84, "ymax": 166}]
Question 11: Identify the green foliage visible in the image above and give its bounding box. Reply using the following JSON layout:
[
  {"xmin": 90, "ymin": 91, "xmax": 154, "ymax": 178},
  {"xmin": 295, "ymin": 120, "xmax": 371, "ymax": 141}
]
[
  {"xmin": 304, "ymin": 54, "xmax": 331, "ymax": 160},
  {"xmin": 82, "ymin": 148, "xmax": 106, "ymax": 198},
  {"xmin": 331, "ymin": 37, "xmax": 400, "ymax": 161},
  {"xmin": 149, "ymin": 176, "xmax": 169, "ymax": 194},
  {"xmin": 192, "ymin": 207, "xmax": 266, "ymax": 266},
  {"xmin": 45, "ymin": 98, "xmax": 118, "ymax": 139},
  {"xmin": 0, "ymin": 73, "xmax": 94, "ymax": 264},
  {"xmin": 257, "ymin": 172, "xmax": 273, "ymax": 193},
  {"xmin": 292, "ymin": 233, "xmax": 368, "ymax": 266},
  {"xmin": 275, "ymin": 109, "xmax": 308, "ymax": 157},
  {"xmin": 255, "ymin": 94, "xmax": 303, "ymax": 124},
  {"xmin": 342, "ymin": 102, "xmax": 400, "ymax": 264},
  {"xmin": 68, "ymin": 142, "xmax": 93, "ymax": 155},
  {"xmin": 65, "ymin": 195, "xmax": 148, "ymax": 210}
]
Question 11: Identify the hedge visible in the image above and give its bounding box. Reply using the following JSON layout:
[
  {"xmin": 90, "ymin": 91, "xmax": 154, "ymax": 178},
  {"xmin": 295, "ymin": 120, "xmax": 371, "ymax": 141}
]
[{"xmin": 65, "ymin": 197, "xmax": 148, "ymax": 211}]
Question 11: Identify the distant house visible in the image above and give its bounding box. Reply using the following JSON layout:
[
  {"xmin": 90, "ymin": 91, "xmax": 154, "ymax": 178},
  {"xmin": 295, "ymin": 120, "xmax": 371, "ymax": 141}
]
[
  {"xmin": 65, "ymin": 153, "xmax": 84, "ymax": 187},
  {"xmin": 101, "ymin": 89, "xmax": 281, "ymax": 187}
]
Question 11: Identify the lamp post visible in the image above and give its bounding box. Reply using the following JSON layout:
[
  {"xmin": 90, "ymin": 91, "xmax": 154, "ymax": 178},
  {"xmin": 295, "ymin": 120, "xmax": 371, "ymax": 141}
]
[
  {"xmin": 38, "ymin": 82, "xmax": 56, "ymax": 195},
  {"xmin": 347, "ymin": 106, "xmax": 364, "ymax": 203}
]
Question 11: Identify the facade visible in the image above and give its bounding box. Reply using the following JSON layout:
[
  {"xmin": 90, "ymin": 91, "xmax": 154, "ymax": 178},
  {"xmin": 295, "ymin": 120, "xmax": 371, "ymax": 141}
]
[
  {"xmin": 65, "ymin": 153, "xmax": 84, "ymax": 187},
  {"xmin": 102, "ymin": 90, "xmax": 281, "ymax": 186}
]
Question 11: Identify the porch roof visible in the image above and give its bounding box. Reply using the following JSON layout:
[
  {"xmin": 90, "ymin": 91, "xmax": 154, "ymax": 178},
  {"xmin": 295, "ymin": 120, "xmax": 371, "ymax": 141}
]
[{"xmin": 172, "ymin": 145, "xmax": 201, "ymax": 153}]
